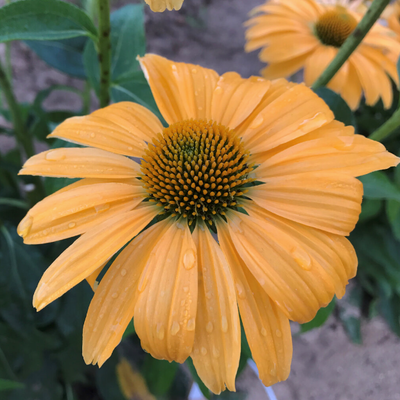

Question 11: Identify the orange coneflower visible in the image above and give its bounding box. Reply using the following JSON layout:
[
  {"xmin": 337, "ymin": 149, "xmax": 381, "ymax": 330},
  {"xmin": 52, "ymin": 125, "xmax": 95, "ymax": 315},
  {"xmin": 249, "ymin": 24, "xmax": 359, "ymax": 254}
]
[
  {"xmin": 144, "ymin": 0, "xmax": 183, "ymax": 12},
  {"xmin": 18, "ymin": 54, "xmax": 398, "ymax": 393},
  {"xmin": 245, "ymin": 0, "xmax": 400, "ymax": 110}
]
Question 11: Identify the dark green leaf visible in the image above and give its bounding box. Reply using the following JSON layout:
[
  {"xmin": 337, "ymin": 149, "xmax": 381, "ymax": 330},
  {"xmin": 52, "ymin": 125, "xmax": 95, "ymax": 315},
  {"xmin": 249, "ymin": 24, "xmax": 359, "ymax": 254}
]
[
  {"xmin": 358, "ymin": 198, "xmax": 383, "ymax": 223},
  {"xmin": 378, "ymin": 291, "xmax": 400, "ymax": 337},
  {"xmin": 301, "ymin": 297, "xmax": 336, "ymax": 333},
  {"xmin": 341, "ymin": 316, "xmax": 362, "ymax": 344},
  {"xmin": 0, "ymin": 0, "xmax": 97, "ymax": 42},
  {"xmin": 314, "ymin": 87, "xmax": 356, "ymax": 128},
  {"xmin": 96, "ymin": 353, "xmax": 126, "ymax": 400},
  {"xmin": 387, "ymin": 200, "xmax": 400, "ymax": 241},
  {"xmin": 0, "ymin": 379, "xmax": 24, "ymax": 391},
  {"xmin": 142, "ymin": 356, "xmax": 178, "ymax": 396},
  {"xmin": 25, "ymin": 37, "xmax": 88, "ymax": 78},
  {"xmin": 359, "ymin": 171, "xmax": 400, "ymax": 201}
]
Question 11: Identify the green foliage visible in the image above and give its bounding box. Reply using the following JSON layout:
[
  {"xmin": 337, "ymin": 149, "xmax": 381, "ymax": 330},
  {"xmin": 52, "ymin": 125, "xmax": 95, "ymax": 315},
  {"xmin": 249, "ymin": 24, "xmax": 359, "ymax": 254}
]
[{"xmin": 0, "ymin": 0, "xmax": 98, "ymax": 42}]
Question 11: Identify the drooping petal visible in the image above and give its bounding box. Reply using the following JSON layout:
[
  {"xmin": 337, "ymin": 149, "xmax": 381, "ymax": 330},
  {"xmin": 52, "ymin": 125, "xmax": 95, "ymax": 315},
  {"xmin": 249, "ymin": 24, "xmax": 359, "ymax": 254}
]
[
  {"xmin": 261, "ymin": 53, "xmax": 310, "ymax": 80},
  {"xmin": 48, "ymin": 102, "xmax": 163, "ymax": 157},
  {"xmin": 134, "ymin": 219, "xmax": 198, "ymax": 363},
  {"xmin": 190, "ymin": 222, "xmax": 240, "ymax": 394},
  {"xmin": 83, "ymin": 217, "xmax": 173, "ymax": 366},
  {"xmin": 211, "ymin": 73, "xmax": 270, "ymax": 130},
  {"xmin": 216, "ymin": 219, "xmax": 292, "ymax": 386},
  {"xmin": 248, "ymin": 172, "xmax": 362, "ymax": 236},
  {"xmin": 144, "ymin": 0, "xmax": 183, "ymax": 12},
  {"xmin": 86, "ymin": 263, "xmax": 106, "ymax": 291},
  {"xmin": 225, "ymin": 208, "xmax": 356, "ymax": 323},
  {"xmin": 19, "ymin": 148, "xmax": 140, "ymax": 179},
  {"xmin": 236, "ymin": 81, "xmax": 334, "ymax": 154},
  {"xmin": 337, "ymin": 61, "xmax": 363, "ymax": 110},
  {"xmin": 18, "ymin": 182, "xmax": 146, "ymax": 244},
  {"xmin": 139, "ymin": 54, "xmax": 219, "ymax": 125},
  {"xmin": 32, "ymin": 204, "xmax": 159, "ymax": 311},
  {"xmin": 253, "ymin": 134, "xmax": 400, "ymax": 179}
]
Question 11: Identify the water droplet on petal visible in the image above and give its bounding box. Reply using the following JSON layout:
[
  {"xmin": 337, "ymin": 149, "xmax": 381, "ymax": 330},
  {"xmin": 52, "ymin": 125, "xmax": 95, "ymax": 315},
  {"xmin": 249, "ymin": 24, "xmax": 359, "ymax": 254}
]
[
  {"xmin": 205, "ymin": 291, "xmax": 212, "ymax": 300},
  {"xmin": 213, "ymin": 346, "xmax": 220, "ymax": 358},
  {"xmin": 111, "ymin": 292, "xmax": 118, "ymax": 299},
  {"xmin": 250, "ymin": 115, "xmax": 264, "ymax": 129},
  {"xmin": 183, "ymin": 286, "xmax": 189, "ymax": 293},
  {"xmin": 120, "ymin": 269, "xmax": 127, "ymax": 277},
  {"xmin": 186, "ymin": 318, "xmax": 195, "ymax": 331},
  {"xmin": 201, "ymin": 347, "xmax": 207, "ymax": 355},
  {"xmin": 171, "ymin": 64, "xmax": 177, "ymax": 71},
  {"xmin": 334, "ymin": 136, "xmax": 355, "ymax": 150},
  {"xmin": 95, "ymin": 203, "xmax": 110, "ymax": 213},
  {"xmin": 206, "ymin": 321, "xmax": 213, "ymax": 333},
  {"xmin": 45, "ymin": 150, "xmax": 65, "ymax": 161},
  {"xmin": 68, "ymin": 222, "xmax": 76, "ymax": 229},
  {"xmin": 43, "ymin": 229, "xmax": 48, "ymax": 236},
  {"xmin": 128, "ymin": 146, "xmax": 133, "ymax": 151},
  {"xmin": 221, "ymin": 316, "xmax": 228, "ymax": 333},
  {"xmin": 270, "ymin": 368, "xmax": 277, "ymax": 377},
  {"xmin": 192, "ymin": 68, "xmax": 197, "ymax": 74},
  {"xmin": 156, "ymin": 323, "xmax": 165, "ymax": 340},
  {"xmin": 90, "ymin": 133, "xmax": 96, "ymax": 138},
  {"xmin": 183, "ymin": 248, "xmax": 196, "ymax": 270},
  {"xmin": 214, "ymin": 86, "xmax": 223, "ymax": 96},
  {"xmin": 18, "ymin": 215, "xmax": 33, "ymax": 238},
  {"xmin": 198, "ymin": 106, "xmax": 203, "ymax": 111},
  {"xmin": 260, "ymin": 327, "xmax": 267, "ymax": 337},
  {"xmin": 171, "ymin": 321, "xmax": 180, "ymax": 336},
  {"xmin": 276, "ymin": 329, "xmax": 282, "ymax": 338},
  {"xmin": 235, "ymin": 282, "xmax": 246, "ymax": 299},
  {"xmin": 291, "ymin": 247, "xmax": 312, "ymax": 271}
]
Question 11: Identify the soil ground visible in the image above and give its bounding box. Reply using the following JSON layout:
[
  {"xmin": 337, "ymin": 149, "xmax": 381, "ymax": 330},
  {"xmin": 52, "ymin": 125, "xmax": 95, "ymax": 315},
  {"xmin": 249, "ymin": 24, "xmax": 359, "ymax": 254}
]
[{"xmin": 2, "ymin": 0, "xmax": 400, "ymax": 399}]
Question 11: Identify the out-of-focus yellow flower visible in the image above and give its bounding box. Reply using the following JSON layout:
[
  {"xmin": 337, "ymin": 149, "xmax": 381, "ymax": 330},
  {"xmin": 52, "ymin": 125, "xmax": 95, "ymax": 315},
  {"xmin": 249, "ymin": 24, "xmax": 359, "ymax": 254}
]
[
  {"xmin": 144, "ymin": 0, "xmax": 184, "ymax": 12},
  {"xmin": 18, "ymin": 54, "xmax": 399, "ymax": 393},
  {"xmin": 387, "ymin": 1, "xmax": 400, "ymax": 37},
  {"xmin": 245, "ymin": 0, "xmax": 400, "ymax": 110}
]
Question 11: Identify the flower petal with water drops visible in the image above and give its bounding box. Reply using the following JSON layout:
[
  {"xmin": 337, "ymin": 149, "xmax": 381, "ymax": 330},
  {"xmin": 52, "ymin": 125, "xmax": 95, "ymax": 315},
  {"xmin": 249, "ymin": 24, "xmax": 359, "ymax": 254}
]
[
  {"xmin": 248, "ymin": 172, "xmax": 362, "ymax": 236},
  {"xmin": 19, "ymin": 148, "xmax": 140, "ymax": 179},
  {"xmin": 210, "ymin": 72, "xmax": 270, "ymax": 130},
  {"xmin": 139, "ymin": 54, "xmax": 219, "ymax": 125},
  {"xmin": 217, "ymin": 218, "xmax": 292, "ymax": 387},
  {"xmin": 32, "ymin": 203, "xmax": 159, "ymax": 312},
  {"xmin": 48, "ymin": 102, "xmax": 163, "ymax": 157},
  {"xmin": 134, "ymin": 219, "xmax": 198, "ymax": 363},
  {"xmin": 190, "ymin": 221, "xmax": 240, "ymax": 394},
  {"xmin": 18, "ymin": 182, "xmax": 146, "ymax": 244},
  {"xmin": 83, "ymin": 217, "xmax": 173, "ymax": 366},
  {"xmin": 225, "ymin": 208, "xmax": 354, "ymax": 323},
  {"xmin": 144, "ymin": 0, "xmax": 184, "ymax": 12}
]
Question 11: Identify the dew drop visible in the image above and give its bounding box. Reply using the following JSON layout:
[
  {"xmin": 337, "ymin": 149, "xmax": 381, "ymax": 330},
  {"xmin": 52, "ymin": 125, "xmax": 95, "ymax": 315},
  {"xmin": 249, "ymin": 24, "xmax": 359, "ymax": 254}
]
[
  {"xmin": 291, "ymin": 247, "xmax": 312, "ymax": 271},
  {"xmin": 171, "ymin": 64, "xmax": 177, "ymax": 71},
  {"xmin": 235, "ymin": 282, "xmax": 246, "ymax": 299},
  {"xmin": 276, "ymin": 329, "xmax": 282, "ymax": 338},
  {"xmin": 180, "ymin": 300, "xmax": 185, "ymax": 306},
  {"xmin": 205, "ymin": 291, "xmax": 212, "ymax": 300},
  {"xmin": 128, "ymin": 146, "xmax": 133, "ymax": 151},
  {"xmin": 111, "ymin": 292, "xmax": 118, "ymax": 299},
  {"xmin": 45, "ymin": 150, "xmax": 65, "ymax": 161},
  {"xmin": 221, "ymin": 316, "xmax": 228, "ymax": 333},
  {"xmin": 212, "ymin": 346, "xmax": 220, "ymax": 358},
  {"xmin": 201, "ymin": 347, "xmax": 207, "ymax": 356},
  {"xmin": 156, "ymin": 323, "xmax": 165, "ymax": 340},
  {"xmin": 214, "ymin": 86, "xmax": 223, "ymax": 96},
  {"xmin": 120, "ymin": 269, "xmax": 127, "ymax": 277},
  {"xmin": 18, "ymin": 215, "xmax": 33, "ymax": 238},
  {"xmin": 260, "ymin": 327, "xmax": 267, "ymax": 337},
  {"xmin": 183, "ymin": 286, "xmax": 189, "ymax": 293},
  {"xmin": 43, "ymin": 229, "xmax": 48, "ymax": 236},
  {"xmin": 270, "ymin": 368, "xmax": 277, "ymax": 377},
  {"xmin": 171, "ymin": 321, "xmax": 180, "ymax": 336},
  {"xmin": 198, "ymin": 106, "xmax": 203, "ymax": 111},
  {"xmin": 192, "ymin": 68, "xmax": 197, "ymax": 74},
  {"xmin": 183, "ymin": 248, "xmax": 196, "ymax": 270},
  {"xmin": 334, "ymin": 136, "xmax": 355, "ymax": 150},
  {"xmin": 95, "ymin": 203, "xmax": 110, "ymax": 213},
  {"xmin": 90, "ymin": 133, "xmax": 96, "ymax": 138},
  {"xmin": 68, "ymin": 222, "xmax": 76, "ymax": 229},
  {"xmin": 249, "ymin": 115, "xmax": 264, "ymax": 129},
  {"xmin": 186, "ymin": 318, "xmax": 196, "ymax": 331},
  {"xmin": 206, "ymin": 321, "xmax": 213, "ymax": 333}
]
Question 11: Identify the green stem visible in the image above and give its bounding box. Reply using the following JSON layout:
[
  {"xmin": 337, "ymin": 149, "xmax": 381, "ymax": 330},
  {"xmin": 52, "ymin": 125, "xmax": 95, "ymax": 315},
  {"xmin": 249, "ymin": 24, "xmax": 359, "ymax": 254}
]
[
  {"xmin": 312, "ymin": 0, "xmax": 390, "ymax": 90},
  {"xmin": 96, "ymin": 0, "xmax": 111, "ymax": 108},
  {"xmin": 0, "ymin": 346, "xmax": 16, "ymax": 381},
  {"xmin": 82, "ymin": 80, "xmax": 91, "ymax": 115},
  {"xmin": 0, "ymin": 60, "xmax": 45, "ymax": 202},
  {"xmin": 369, "ymin": 107, "xmax": 400, "ymax": 141}
]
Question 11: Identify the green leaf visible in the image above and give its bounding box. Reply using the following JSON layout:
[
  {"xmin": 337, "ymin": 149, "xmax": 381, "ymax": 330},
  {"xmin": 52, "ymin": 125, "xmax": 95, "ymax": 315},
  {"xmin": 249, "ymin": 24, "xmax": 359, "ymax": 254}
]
[
  {"xmin": 84, "ymin": 4, "xmax": 146, "ymax": 96},
  {"xmin": 0, "ymin": 0, "xmax": 97, "ymax": 42},
  {"xmin": 341, "ymin": 316, "xmax": 362, "ymax": 344},
  {"xmin": 358, "ymin": 198, "xmax": 383, "ymax": 223},
  {"xmin": 378, "ymin": 291, "xmax": 400, "ymax": 337},
  {"xmin": 96, "ymin": 354, "xmax": 126, "ymax": 400},
  {"xmin": 142, "ymin": 356, "xmax": 178, "ymax": 396},
  {"xmin": 387, "ymin": 200, "xmax": 400, "ymax": 241},
  {"xmin": 359, "ymin": 171, "xmax": 400, "ymax": 201},
  {"xmin": 25, "ymin": 37, "xmax": 88, "ymax": 78},
  {"xmin": 313, "ymin": 87, "xmax": 356, "ymax": 128},
  {"xmin": 0, "ymin": 379, "xmax": 24, "ymax": 391},
  {"xmin": 300, "ymin": 297, "xmax": 336, "ymax": 333}
]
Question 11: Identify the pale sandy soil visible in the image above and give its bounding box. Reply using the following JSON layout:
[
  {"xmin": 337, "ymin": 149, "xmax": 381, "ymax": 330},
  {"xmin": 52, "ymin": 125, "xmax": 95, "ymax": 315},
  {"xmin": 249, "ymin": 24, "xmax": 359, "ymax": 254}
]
[{"xmin": 2, "ymin": 0, "xmax": 400, "ymax": 399}]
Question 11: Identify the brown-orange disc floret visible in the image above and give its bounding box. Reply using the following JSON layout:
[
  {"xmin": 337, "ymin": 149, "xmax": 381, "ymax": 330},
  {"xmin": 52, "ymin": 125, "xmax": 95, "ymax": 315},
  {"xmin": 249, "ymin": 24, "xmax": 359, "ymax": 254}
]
[
  {"xmin": 314, "ymin": 8, "xmax": 358, "ymax": 47},
  {"xmin": 140, "ymin": 119, "xmax": 253, "ymax": 224}
]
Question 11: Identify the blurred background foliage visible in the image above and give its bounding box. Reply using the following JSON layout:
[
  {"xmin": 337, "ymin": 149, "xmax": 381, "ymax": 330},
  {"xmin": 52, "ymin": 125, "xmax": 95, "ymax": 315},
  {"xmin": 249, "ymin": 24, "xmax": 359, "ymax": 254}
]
[{"xmin": 0, "ymin": 0, "xmax": 399, "ymax": 399}]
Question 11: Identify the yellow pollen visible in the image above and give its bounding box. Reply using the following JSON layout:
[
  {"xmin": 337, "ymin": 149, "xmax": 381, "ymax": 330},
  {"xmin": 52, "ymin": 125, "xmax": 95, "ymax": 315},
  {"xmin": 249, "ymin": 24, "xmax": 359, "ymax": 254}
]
[
  {"xmin": 141, "ymin": 119, "xmax": 253, "ymax": 224},
  {"xmin": 314, "ymin": 8, "xmax": 358, "ymax": 48}
]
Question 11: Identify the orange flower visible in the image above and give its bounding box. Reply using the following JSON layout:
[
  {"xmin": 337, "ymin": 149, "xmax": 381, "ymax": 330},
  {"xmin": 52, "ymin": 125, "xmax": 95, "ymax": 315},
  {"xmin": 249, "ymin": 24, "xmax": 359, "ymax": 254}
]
[
  {"xmin": 144, "ymin": 0, "xmax": 183, "ymax": 12},
  {"xmin": 388, "ymin": 1, "xmax": 400, "ymax": 37},
  {"xmin": 245, "ymin": 0, "xmax": 400, "ymax": 110},
  {"xmin": 18, "ymin": 54, "xmax": 398, "ymax": 393}
]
